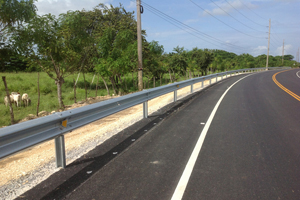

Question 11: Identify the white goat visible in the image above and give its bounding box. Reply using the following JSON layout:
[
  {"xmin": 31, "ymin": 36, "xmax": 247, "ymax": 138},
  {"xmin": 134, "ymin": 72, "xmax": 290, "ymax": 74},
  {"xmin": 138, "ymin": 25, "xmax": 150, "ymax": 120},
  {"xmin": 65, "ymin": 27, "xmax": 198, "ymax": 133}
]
[
  {"xmin": 12, "ymin": 93, "xmax": 21, "ymax": 107},
  {"xmin": 4, "ymin": 95, "xmax": 13, "ymax": 107},
  {"xmin": 22, "ymin": 93, "xmax": 30, "ymax": 107}
]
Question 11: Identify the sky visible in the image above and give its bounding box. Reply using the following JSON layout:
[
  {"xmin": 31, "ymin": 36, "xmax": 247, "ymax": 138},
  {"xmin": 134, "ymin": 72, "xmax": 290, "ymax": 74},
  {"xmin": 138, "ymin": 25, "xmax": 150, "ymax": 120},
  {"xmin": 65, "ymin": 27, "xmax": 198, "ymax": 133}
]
[{"xmin": 35, "ymin": 0, "xmax": 300, "ymax": 59}]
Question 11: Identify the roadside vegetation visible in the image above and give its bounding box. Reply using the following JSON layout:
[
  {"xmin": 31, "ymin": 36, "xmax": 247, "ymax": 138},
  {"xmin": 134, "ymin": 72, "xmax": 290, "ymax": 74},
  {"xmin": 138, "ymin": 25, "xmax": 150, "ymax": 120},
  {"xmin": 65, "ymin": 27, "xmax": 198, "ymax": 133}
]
[
  {"xmin": 1, "ymin": 0, "xmax": 299, "ymax": 126},
  {"xmin": 0, "ymin": 72, "xmax": 174, "ymax": 127}
]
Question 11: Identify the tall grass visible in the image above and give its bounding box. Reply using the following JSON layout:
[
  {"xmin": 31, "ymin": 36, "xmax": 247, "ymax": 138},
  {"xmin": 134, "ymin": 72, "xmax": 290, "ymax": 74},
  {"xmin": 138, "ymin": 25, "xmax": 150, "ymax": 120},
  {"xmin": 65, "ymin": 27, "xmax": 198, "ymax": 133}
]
[{"xmin": 0, "ymin": 72, "xmax": 172, "ymax": 127}]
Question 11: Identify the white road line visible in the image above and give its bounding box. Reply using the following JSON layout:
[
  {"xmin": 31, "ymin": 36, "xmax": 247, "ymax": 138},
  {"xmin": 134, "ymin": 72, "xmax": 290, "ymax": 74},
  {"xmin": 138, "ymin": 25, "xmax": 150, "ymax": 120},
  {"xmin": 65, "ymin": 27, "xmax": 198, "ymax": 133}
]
[
  {"xmin": 296, "ymin": 71, "xmax": 300, "ymax": 79},
  {"xmin": 170, "ymin": 74, "xmax": 253, "ymax": 200}
]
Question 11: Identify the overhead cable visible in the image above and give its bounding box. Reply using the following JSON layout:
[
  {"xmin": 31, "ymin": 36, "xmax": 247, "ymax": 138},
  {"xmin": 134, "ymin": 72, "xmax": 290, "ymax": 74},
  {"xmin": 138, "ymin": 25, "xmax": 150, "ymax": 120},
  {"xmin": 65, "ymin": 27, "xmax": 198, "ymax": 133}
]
[
  {"xmin": 143, "ymin": 5, "xmax": 233, "ymax": 51},
  {"xmin": 141, "ymin": 1, "xmax": 247, "ymax": 52},
  {"xmin": 189, "ymin": 0, "xmax": 266, "ymax": 39},
  {"xmin": 209, "ymin": 0, "xmax": 266, "ymax": 33},
  {"xmin": 224, "ymin": 0, "xmax": 267, "ymax": 27},
  {"xmin": 238, "ymin": 0, "xmax": 267, "ymax": 21}
]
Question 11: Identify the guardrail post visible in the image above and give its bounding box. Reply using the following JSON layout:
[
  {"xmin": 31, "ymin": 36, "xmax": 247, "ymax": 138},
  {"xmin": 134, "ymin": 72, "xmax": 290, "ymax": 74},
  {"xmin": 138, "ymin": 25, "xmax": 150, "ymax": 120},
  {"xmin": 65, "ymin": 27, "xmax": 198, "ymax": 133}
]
[
  {"xmin": 174, "ymin": 90, "xmax": 177, "ymax": 102},
  {"xmin": 221, "ymin": 74, "xmax": 223, "ymax": 80},
  {"xmin": 209, "ymin": 78, "xmax": 211, "ymax": 85},
  {"xmin": 191, "ymin": 84, "xmax": 193, "ymax": 93},
  {"xmin": 55, "ymin": 135, "xmax": 66, "ymax": 168},
  {"xmin": 201, "ymin": 80, "xmax": 204, "ymax": 88},
  {"xmin": 143, "ymin": 101, "xmax": 148, "ymax": 118}
]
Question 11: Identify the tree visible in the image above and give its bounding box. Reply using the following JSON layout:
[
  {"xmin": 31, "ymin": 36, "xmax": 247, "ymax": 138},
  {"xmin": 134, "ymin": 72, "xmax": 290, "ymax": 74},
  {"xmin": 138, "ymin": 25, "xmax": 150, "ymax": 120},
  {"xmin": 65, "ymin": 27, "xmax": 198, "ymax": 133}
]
[
  {"xmin": 0, "ymin": 0, "xmax": 37, "ymax": 72},
  {"xmin": 167, "ymin": 46, "xmax": 188, "ymax": 82},
  {"xmin": 142, "ymin": 40, "xmax": 164, "ymax": 87},
  {"xmin": 0, "ymin": 0, "xmax": 37, "ymax": 35},
  {"xmin": 92, "ymin": 4, "xmax": 139, "ymax": 95},
  {"xmin": 191, "ymin": 48, "xmax": 214, "ymax": 75},
  {"xmin": 12, "ymin": 13, "xmax": 90, "ymax": 108},
  {"xmin": 284, "ymin": 55, "xmax": 294, "ymax": 61}
]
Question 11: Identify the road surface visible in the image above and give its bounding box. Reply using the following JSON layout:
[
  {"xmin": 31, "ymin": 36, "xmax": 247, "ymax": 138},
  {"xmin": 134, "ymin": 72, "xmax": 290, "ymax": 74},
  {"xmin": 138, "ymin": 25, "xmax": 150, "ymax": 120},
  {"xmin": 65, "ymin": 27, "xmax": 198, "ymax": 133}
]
[{"xmin": 17, "ymin": 69, "xmax": 300, "ymax": 200}]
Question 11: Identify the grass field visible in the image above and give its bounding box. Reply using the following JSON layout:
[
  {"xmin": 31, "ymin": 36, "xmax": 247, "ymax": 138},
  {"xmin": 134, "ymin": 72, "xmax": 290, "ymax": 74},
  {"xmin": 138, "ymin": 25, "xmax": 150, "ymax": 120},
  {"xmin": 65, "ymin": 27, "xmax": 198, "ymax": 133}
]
[{"xmin": 0, "ymin": 72, "xmax": 174, "ymax": 127}]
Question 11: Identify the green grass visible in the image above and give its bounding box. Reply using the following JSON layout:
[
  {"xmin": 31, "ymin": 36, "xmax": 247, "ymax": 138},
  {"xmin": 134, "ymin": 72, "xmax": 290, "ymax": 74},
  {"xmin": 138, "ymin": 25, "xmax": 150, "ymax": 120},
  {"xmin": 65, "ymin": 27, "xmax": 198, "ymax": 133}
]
[
  {"xmin": 0, "ymin": 72, "xmax": 113, "ymax": 127},
  {"xmin": 0, "ymin": 72, "xmax": 173, "ymax": 127}
]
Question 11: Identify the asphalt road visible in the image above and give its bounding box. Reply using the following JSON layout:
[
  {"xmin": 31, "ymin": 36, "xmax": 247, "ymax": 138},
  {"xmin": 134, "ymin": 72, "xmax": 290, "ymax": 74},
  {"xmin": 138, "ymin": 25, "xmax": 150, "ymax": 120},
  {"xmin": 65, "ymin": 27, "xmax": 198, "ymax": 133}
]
[{"xmin": 17, "ymin": 69, "xmax": 300, "ymax": 200}]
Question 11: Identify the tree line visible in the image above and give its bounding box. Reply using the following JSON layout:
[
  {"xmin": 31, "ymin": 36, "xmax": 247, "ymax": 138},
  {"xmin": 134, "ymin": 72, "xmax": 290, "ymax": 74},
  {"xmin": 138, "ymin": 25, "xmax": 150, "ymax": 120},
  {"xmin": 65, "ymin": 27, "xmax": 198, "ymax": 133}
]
[{"xmin": 1, "ymin": 0, "xmax": 298, "ymax": 108}]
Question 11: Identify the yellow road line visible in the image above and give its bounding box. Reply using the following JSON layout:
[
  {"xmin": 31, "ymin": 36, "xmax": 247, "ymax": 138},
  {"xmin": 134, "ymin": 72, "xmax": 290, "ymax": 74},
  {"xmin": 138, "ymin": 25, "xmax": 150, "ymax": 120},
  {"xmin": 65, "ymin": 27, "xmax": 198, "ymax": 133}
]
[{"xmin": 272, "ymin": 70, "xmax": 300, "ymax": 102}]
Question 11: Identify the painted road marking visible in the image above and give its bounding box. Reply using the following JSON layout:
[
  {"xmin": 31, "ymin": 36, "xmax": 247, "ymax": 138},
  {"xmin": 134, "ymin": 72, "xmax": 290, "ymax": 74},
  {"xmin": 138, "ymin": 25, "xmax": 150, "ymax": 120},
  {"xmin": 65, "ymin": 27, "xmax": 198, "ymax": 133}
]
[
  {"xmin": 272, "ymin": 70, "xmax": 300, "ymax": 102},
  {"xmin": 171, "ymin": 74, "xmax": 253, "ymax": 200},
  {"xmin": 296, "ymin": 71, "xmax": 300, "ymax": 79}
]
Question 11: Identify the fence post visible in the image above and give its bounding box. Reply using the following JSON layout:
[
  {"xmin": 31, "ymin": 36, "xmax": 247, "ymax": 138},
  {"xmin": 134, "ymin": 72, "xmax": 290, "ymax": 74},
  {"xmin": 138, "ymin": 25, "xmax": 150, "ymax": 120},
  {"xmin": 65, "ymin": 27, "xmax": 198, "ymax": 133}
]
[
  {"xmin": 143, "ymin": 101, "xmax": 148, "ymax": 118},
  {"xmin": 2, "ymin": 76, "xmax": 14, "ymax": 125},
  {"xmin": 55, "ymin": 135, "xmax": 66, "ymax": 168}
]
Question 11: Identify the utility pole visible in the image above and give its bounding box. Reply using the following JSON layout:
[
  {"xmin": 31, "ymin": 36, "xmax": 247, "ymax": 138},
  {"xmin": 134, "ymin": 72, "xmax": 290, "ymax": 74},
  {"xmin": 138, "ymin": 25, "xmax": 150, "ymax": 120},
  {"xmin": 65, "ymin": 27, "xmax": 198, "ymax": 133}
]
[
  {"xmin": 282, "ymin": 39, "xmax": 284, "ymax": 65},
  {"xmin": 136, "ymin": 0, "xmax": 143, "ymax": 91},
  {"xmin": 266, "ymin": 19, "xmax": 271, "ymax": 70}
]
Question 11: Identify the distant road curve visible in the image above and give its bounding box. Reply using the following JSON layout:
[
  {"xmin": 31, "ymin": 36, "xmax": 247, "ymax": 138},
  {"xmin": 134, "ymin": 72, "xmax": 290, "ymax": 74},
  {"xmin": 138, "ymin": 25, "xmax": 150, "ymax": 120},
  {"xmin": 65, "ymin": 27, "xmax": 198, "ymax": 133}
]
[{"xmin": 273, "ymin": 69, "xmax": 300, "ymax": 101}]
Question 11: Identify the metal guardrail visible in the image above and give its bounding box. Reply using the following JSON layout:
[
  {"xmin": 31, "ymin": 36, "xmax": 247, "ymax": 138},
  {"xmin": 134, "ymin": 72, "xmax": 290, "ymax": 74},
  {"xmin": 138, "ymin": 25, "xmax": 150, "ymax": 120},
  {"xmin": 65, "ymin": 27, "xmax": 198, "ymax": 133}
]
[{"xmin": 0, "ymin": 67, "xmax": 290, "ymax": 168}]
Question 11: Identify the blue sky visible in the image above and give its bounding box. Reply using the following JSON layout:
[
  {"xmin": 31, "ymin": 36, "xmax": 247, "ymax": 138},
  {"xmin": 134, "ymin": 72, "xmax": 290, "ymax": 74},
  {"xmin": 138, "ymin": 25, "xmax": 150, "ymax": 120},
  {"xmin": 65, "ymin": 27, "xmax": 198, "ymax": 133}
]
[{"xmin": 35, "ymin": 0, "xmax": 300, "ymax": 58}]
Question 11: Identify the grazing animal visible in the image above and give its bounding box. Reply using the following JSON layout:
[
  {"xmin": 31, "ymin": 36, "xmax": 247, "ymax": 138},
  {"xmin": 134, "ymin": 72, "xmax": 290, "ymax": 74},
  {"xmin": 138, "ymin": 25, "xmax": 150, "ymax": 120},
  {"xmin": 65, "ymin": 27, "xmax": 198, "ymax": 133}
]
[
  {"xmin": 12, "ymin": 93, "xmax": 21, "ymax": 107},
  {"xmin": 22, "ymin": 93, "xmax": 30, "ymax": 107},
  {"xmin": 4, "ymin": 95, "xmax": 13, "ymax": 107},
  {"xmin": 27, "ymin": 98, "xmax": 31, "ymax": 106}
]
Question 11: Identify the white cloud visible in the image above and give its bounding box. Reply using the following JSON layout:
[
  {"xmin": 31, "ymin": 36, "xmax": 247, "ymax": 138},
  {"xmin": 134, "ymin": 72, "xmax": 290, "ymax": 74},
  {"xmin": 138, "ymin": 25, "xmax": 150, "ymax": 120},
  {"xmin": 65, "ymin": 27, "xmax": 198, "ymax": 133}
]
[
  {"xmin": 252, "ymin": 45, "xmax": 267, "ymax": 56},
  {"xmin": 276, "ymin": 44, "xmax": 293, "ymax": 56},
  {"xmin": 202, "ymin": 0, "xmax": 258, "ymax": 16},
  {"xmin": 35, "ymin": 0, "xmax": 111, "ymax": 16}
]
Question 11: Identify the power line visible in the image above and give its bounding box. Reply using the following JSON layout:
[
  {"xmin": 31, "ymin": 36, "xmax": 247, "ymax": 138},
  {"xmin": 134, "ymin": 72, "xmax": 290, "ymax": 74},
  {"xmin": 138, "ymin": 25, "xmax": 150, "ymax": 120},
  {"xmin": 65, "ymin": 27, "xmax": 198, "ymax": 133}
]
[
  {"xmin": 189, "ymin": 0, "xmax": 266, "ymax": 39},
  {"xmin": 238, "ymin": 0, "xmax": 268, "ymax": 21},
  {"xmin": 143, "ymin": 5, "xmax": 241, "ymax": 52},
  {"xmin": 224, "ymin": 0, "xmax": 267, "ymax": 27},
  {"xmin": 270, "ymin": 42, "xmax": 277, "ymax": 50},
  {"xmin": 209, "ymin": 0, "xmax": 266, "ymax": 33},
  {"xmin": 140, "ymin": 1, "xmax": 247, "ymax": 52},
  {"xmin": 270, "ymin": 34, "xmax": 282, "ymax": 47},
  {"xmin": 144, "ymin": 6, "xmax": 225, "ymax": 49},
  {"xmin": 270, "ymin": 28, "xmax": 283, "ymax": 44}
]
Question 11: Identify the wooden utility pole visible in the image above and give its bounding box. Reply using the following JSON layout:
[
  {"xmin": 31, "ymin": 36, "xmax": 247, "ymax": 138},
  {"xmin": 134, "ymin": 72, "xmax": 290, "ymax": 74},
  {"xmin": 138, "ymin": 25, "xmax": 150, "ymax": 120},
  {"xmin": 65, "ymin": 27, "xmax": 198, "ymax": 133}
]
[
  {"xmin": 266, "ymin": 19, "xmax": 271, "ymax": 70},
  {"xmin": 137, "ymin": 0, "xmax": 143, "ymax": 91},
  {"xmin": 282, "ymin": 39, "xmax": 284, "ymax": 65},
  {"xmin": 37, "ymin": 73, "xmax": 40, "ymax": 116},
  {"xmin": 2, "ymin": 76, "xmax": 14, "ymax": 125}
]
